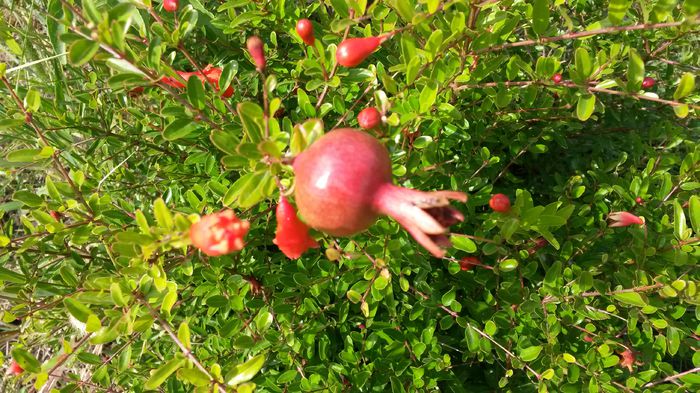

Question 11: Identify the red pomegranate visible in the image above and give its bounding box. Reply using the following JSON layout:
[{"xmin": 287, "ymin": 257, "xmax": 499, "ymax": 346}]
[
  {"xmin": 296, "ymin": 19, "xmax": 315, "ymax": 46},
  {"xmin": 293, "ymin": 129, "xmax": 466, "ymax": 258},
  {"xmin": 163, "ymin": 0, "xmax": 178, "ymax": 12},
  {"xmin": 489, "ymin": 194, "xmax": 511, "ymax": 213},
  {"xmin": 357, "ymin": 107, "xmax": 382, "ymax": 129}
]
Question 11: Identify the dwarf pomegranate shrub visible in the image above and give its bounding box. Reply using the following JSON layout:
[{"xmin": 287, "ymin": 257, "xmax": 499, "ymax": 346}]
[{"xmin": 0, "ymin": 1, "xmax": 698, "ymax": 392}]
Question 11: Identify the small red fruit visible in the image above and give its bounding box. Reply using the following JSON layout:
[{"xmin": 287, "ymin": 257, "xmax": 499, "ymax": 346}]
[
  {"xmin": 336, "ymin": 36, "xmax": 387, "ymax": 67},
  {"xmin": 459, "ymin": 257, "xmax": 480, "ymax": 271},
  {"xmin": 635, "ymin": 197, "xmax": 643, "ymax": 204},
  {"xmin": 489, "ymin": 194, "xmax": 511, "ymax": 213},
  {"xmin": 273, "ymin": 195, "xmax": 319, "ymax": 259},
  {"xmin": 551, "ymin": 73, "xmax": 563, "ymax": 84},
  {"xmin": 293, "ymin": 129, "xmax": 466, "ymax": 258},
  {"xmin": 641, "ymin": 77, "xmax": 655, "ymax": 89},
  {"xmin": 163, "ymin": 0, "xmax": 178, "ymax": 12},
  {"xmin": 246, "ymin": 36, "xmax": 266, "ymax": 71},
  {"xmin": 9, "ymin": 360, "xmax": 23, "ymax": 375},
  {"xmin": 190, "ymin": 210, "xmax": 250, "ymax": 256},
  {"xmin": 357, "ymin": 107, "xmax": 382, "ymax": 129},
  {"xmin": 296, "ymin": 19, "xmax": 315, "ymax": 46}
]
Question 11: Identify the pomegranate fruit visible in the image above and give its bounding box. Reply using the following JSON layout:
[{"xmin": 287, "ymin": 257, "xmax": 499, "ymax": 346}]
[
  {"xmin": 190, "ymin": 210, "xmax": 249, "ymax": 256},
  {"xmin": 296, "ymin": 19, "xmax": 315, "ymax": 46},
  {"xmin": 551, "ymin": 73, "xmax": 563, "ymax": 84},
  {"xmin": 357, "ymin": 107, "xmax": 382, "ymax": 129},
  {"xmin": 336, "ymin": 36, "xmax": 389, "ymax": 67},
  {"xmin": 293, "ymin": 129, "xmax": 466, "ymax": 258},
  {"xmin": 641, "ymin": 77, "xmax": 655, "ymax": 89},
  {"xmin": 246, "ymin": 36, "xmax": 266, "ymax": 71},
  {"xmin": 163, "ymin": 0, "xmax": 178, "ymax": 12},
  {"xmin": 273, "ymin": 195, "xmax": 319, "ymax": 259},
  {"xmin": 489, "ymin": 194, "xmax": 511, "ymax": 213}
]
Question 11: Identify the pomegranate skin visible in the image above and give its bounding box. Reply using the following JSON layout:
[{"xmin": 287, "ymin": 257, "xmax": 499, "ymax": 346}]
[
  {"xmin": 293, "ymin": 129, "xmax": 391, "ymax": 236},
  {"xmin": 296, "ymin": 19, "xmax": 315, "ymax": 46},
  {"xmin": 293, "ymin": 129, "xmax": 467, "ymax": 257},
  {"xmin": 163, "ymin": 0, "xmax": 178, "ymax": 12},
  {"xmin": 357, "ymin": 107, "xmax": 382, "ymax": 129},
  {"xmin": 336, "ymin": 36, "xmax": 383, "ymax": 67}
]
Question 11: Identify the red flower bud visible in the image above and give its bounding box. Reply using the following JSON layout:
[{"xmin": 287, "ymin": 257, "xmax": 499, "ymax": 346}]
[
  {"xmin": 163, "ymin": 0, "xmax": 178, "ymax": 13},
  {"xmin": 459, "ymin": 256, "xmax": 480, "ymax": 271},
  {"xmin": 190, "ymin": 210, "xmax": 249, "ymax": 256},
  {"xmin": 9, "ymin": 360, "xmax": 23, "ymax": 375},
  {"xmin": 296, "ymin": 19, "xmax": 315, "ymax": 46},
  {"xmin": 635, "ymin": 197, "xmax": 643, "ymax": 205},
  {"xmin": 273, "ymin": 196, "xmax": 319, "ymax": 259},
  {"xmin": 336, "ymin": 36, "xmax": 385, "ymax": 67},
  {"xmin": 551, "ymin": 73, "xmax": 563, "ymax": 84},
  {"xmin": 489, "ymin": 193, "xmax": 511, "ymax": 213},
  {"xmin": 608, "ymin": 211, "xmax": 645, "ymax": 227},
  {"xmin": 49, "ymin": 210, "xmax": 62, "ymax": 221},
  {"xmin": 246, "ymin": 36, "xmax": 266, "ymax": 71},
  {"xmin": 357, "ymin": 107, "xmax": 382, "ymax": 129},
  {"xmin": 641, "ymin": 77, "xmax": 655, "ymax": 89}
]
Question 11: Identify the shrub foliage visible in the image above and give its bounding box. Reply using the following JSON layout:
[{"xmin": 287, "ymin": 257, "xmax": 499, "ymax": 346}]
[{"xmin": 1, "ymin": 0, "xmax": 699, "ymax": 392}]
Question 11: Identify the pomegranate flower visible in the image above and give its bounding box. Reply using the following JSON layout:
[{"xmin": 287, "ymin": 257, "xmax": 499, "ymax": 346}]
[
  {"xmin": 273, "ymin": 196, "xmax": 319, "ymax": 259},
  {"xmin": 8, "ymin": 360, "xmax": 23, "ymax": 375},
  {"xmin": 160, "ymin": 65, "xmax": 234, "ymax": 98},
  {"xmin": 190, "ymin": 210, "xmax": 249, "ymax": 256},
  {"xmin": 608, "ymin": 211, "xmax": 645, "ymax": 227}
]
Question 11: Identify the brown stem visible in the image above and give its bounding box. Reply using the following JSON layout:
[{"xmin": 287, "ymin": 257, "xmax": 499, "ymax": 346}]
[
  {"xmin": 472, "ymin": 21, "xmax": 691, "ymax": 54},
  {"xmin": 643, "ymin": 367, "xmax": 700, "ymax": 388}
]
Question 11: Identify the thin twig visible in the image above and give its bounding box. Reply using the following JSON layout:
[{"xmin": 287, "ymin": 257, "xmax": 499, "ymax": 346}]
[{"xmin": 643, "ymin": 367, "xmax": 700, "ymax": 388}]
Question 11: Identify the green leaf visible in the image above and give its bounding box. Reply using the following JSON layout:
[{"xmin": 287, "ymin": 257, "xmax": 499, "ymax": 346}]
[
  {"xmin": 177, "ymin": 367, "xmax": 210, "ymax": 386},
  {"xmin": 520, "ymin": 345, "xmax": 543, "ymax": 362},
  {"xmin": 576, "ymin": 94, "xmax": 595, "ymax": 121},
  {"xmin": 24, "ymin": 89, "xmax": 41, "ymax": 112},
  {"xmin": 532, "ymin": 0, "xmax": 550, "ymax": 36},
  {"xmin": 673, "ymin": 200, "xmax": 687, "ymax": 240},
  {"xmin": 64, "ymin": 298, "xmax": 93, "ymax": 323},
  {"xmin": 575, "ymin": 48, "xmax": 593, "ymax": 80},
  {"xmin": 163, "ymin": 118, "xmax": 198, "ymax": 141},
  {"xmin": 424, "ymin": 30, "xmax": 443, "ymax": 60},
  {"xmin": 6, "ymin": 147, "xmax": 53, "ymax": 163},
  {"xmin": 419, "ymin": 80, "xmax": 438, "ymax": 114},
  {"xmin": 673, "ymin": 72, "xmax": 695, "ymax": 100},
  {"xmin": 673, "ymin": 104, "xmax": 689, "ymax": 118},
  {"xmin": 219, "ymin": 61, "xmax": 238, "ymax": 94},
  {"xmin": 544, "ymin": 261, "xmax": 562, "ymax": 287},
  {"xmin": 451, "ymin": 236, "xmax": 476, "ymax": 253},
  {"xmin": 226, "ymin": 354, "xmax": 266, "ymax": 386},
  {"xmin": 68, "ymin": 39, "xmax": 99, "ymax": 66},
  {"xmin": 237, "ymin": 102, "xmax": 264, "ymax": 143},
  {"xmin": 187, "ymin": 74, "xmax": 206, "ymax": 110},
  {"xmin": 688, "ymin": 195, "xmax": 700, "ymax": 235},
  {"xmin": 153, "ymin": 198, "xmax": 174, "ymax": 230},
  {"xmin": 210, "ymin": 129, "xmax": 240, "ymax": 156},
  {"xmin": 613, "ymin": 292, "xmax": 647, "ymax": 307},
  {"xmin": 11, "ymin": 347, "xmax": 41, "ymax": 373},
  {"xmin": 626, "ymin": 49, "xmax": 644, "ymax": 92},
  {"xmin": 608, "ymin": 0, "xmax": 632, "ymax": 24},
  {"xmin": 110, "ymin": 283, "xmax": 126, "ymax": 307},
  {"xmin": 144, "ymin": 357, "xmax": 185, "ymax": 390},
  {"xmin": 178, "ymin": 322, "xmax": 191, "ymax": 349}
]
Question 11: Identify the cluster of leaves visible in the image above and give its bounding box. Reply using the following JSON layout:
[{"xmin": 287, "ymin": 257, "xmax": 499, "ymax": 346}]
[{"xmin": 1, "ymin": 0, "xmax": 699, "ymax": 392}]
